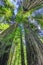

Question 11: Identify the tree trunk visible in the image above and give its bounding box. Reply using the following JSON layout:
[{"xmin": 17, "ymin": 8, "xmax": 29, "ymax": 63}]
[
  {"xmin": 20, "ymin": 26, "xmax": 25, "ymax": 65},
  {"xmin": 24, "ymin": 22, "xmax": 43, "ymax": 65}
]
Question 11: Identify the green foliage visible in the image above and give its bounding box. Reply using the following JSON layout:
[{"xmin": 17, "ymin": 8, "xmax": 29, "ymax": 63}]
[
  {"xmin": 3, "ymin": 0, "xmax": 14, "ymax": 9},
  {"xmin": 0, "ymin": 23, "xmax": 9, "ymax": 31},
  {"xmin": 15, "ymin": 8, "xmax": 31, "ymax": 23},
  {"xmin": 15, "ymin": 4, "xmax": 43, "ymax": 24},
  {"xmin": 32, "ymin": 14, "xmax": 43, "ymax": 28},
  {"xmin": 0, "ymin": 0, "xmax": 43, "ymax": 65},
  {"xmin": 0, "ymin": 0, "xmax": 14, "ymax": 22},
  {"xmin": 37, "ymin": 19, "xmax": 43, "ymax": 28}
]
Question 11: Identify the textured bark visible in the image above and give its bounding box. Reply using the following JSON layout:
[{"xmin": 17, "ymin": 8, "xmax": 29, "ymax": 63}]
[
  {"xmin": 23, "ymin": 0, "xmax": 43, "ymax": 11},
  {"xmin": 20, "ymin": 27, "xmax": 25, "ymax": 65},
  {"xmin": 0, "ymin": 23, "xmax": 18, "ymax": 59},
  {"xmin": 7, "ymin": 43, "xmax": 15, "ymax": 65},
  {"xmin": 24, "ymin": 22, "xmax": 43, "ymax": 65}
]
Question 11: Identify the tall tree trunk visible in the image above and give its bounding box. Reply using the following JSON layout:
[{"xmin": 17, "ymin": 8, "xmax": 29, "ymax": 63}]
[
  {"xmin": 24, "ymin": 22, "xmax": 43, "ymax": 65},
  {"xmin": 0, "ymin": 23, "xmax": 18, "ymax": 62},
  {"xmin": 20, "ymin": 26, "xmax": 25, "ymax": 65}
]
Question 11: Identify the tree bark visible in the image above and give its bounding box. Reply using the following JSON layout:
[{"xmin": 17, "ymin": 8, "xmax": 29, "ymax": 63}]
[
  {"xmin": 20, "ymin": 26, "xmax": 25, "ymax": 65},
  {"xmin": 24, "ymin": 22, "xmax": 43, "ymax": 65}
]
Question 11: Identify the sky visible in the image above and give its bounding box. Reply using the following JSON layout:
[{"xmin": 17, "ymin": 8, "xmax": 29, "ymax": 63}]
[
  {"xmin": 0, "ymin": 0, "xmax": 4, "ymax": 6},
  {"xmin": 32, "ymin": 8, "xmax": 43, "ymax": 17},
  {"xmin": 10, "ymin": 0, "xmax": 21, "ymax": 15}
]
